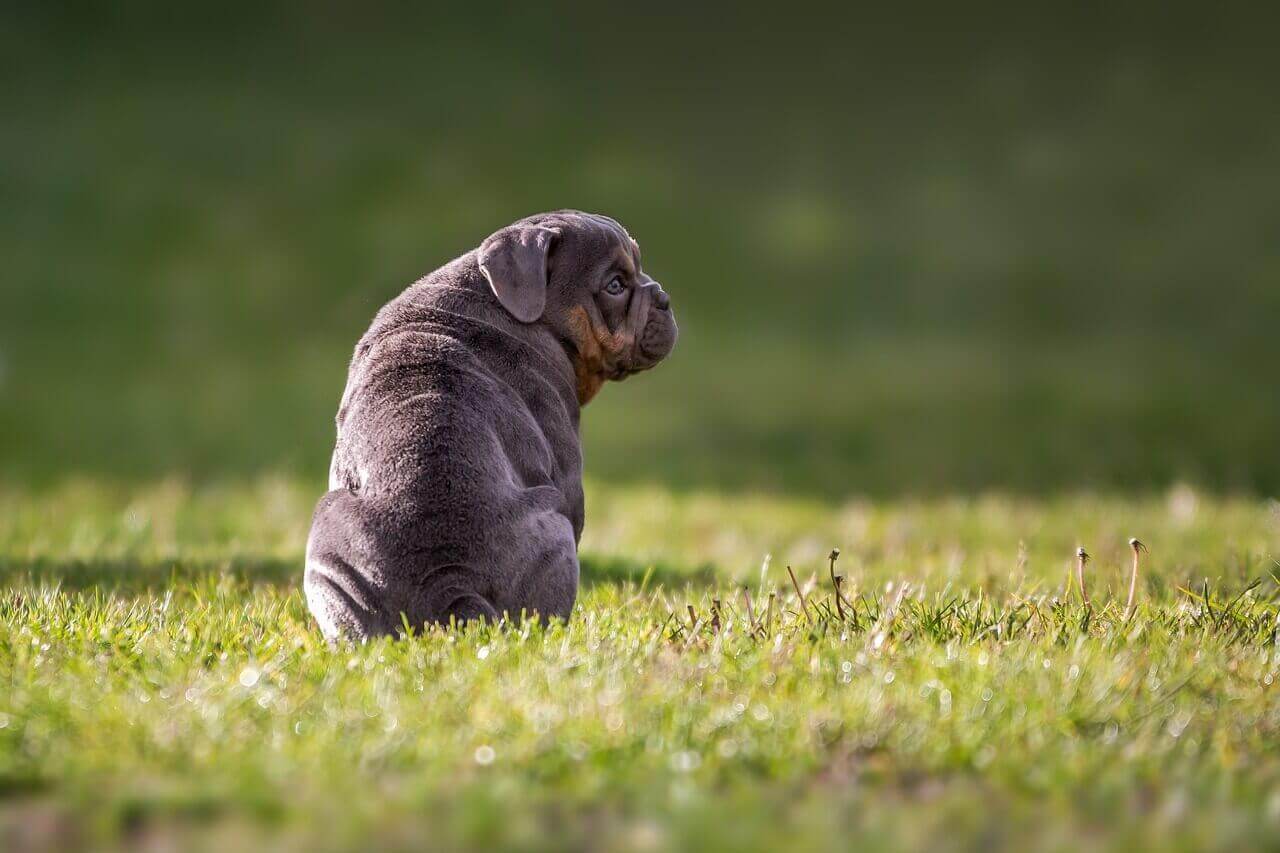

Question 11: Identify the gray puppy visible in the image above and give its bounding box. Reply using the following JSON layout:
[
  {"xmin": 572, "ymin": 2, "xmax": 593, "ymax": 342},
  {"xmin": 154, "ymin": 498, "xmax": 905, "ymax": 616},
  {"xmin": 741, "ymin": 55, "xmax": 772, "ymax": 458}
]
[{"xmin": 304, "ymin": 211, "xmax": 677, "ymax": 641}]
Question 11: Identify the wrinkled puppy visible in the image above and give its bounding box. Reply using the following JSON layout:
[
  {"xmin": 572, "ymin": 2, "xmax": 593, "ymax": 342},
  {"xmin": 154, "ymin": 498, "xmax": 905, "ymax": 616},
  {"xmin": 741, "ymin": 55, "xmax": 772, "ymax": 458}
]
[{"xmin": 304, "ymin": 211, "xmax": 677, "ymax": 641}]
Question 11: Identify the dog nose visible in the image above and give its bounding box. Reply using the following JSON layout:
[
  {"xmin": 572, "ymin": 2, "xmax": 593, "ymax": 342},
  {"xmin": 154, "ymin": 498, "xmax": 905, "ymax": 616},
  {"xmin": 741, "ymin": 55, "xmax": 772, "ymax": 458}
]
[{"xmin": 652, "ymin": 288, "xmax": 670, "ymax": 311}]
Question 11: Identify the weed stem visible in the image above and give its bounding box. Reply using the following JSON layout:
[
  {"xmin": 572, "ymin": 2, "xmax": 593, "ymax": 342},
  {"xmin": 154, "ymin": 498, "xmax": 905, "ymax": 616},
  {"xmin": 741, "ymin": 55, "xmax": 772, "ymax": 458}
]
[
  {"xmin": 1125, "ymin": 538, "xmax": 1146, "ymax": 621},
  {"xmin": 1076, "ymin": 547, "xmax": 1091, "ymax": 608},
  {"xmin": 788, "ymin": 565, "xmax": 811, "ymax": 624}
]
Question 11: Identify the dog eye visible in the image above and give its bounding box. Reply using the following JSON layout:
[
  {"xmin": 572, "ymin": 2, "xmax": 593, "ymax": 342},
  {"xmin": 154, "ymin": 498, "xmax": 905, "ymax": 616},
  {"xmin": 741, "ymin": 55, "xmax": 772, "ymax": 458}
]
[{"xmin": 604, "ymin": 276, "xmax": 626, "ymax": 296}]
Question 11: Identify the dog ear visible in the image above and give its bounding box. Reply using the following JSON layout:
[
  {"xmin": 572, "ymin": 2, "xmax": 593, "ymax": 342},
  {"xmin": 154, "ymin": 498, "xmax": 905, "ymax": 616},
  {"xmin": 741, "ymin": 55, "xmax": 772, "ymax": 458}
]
[{"xmin": 478, "ymin": 225, "xmax": 559, "ymax": 323}]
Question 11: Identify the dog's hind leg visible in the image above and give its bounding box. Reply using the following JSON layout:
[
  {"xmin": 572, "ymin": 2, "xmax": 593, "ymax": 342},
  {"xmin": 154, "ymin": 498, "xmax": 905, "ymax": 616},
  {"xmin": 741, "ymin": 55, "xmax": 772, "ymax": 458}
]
[
  {"xmin": 433, "ymin": 582, "xmax": 501, "ymax": 627},
  {"xmin": 401, "ymin": 563, "xmax": 501, "ymax": 629},
  {"xmin": 304, "ymin": 489, "xmax": 396, "ymax": 642},
  {"xmin": 501, "ymin": 510, "xmax": 580, "ymax": 623}
]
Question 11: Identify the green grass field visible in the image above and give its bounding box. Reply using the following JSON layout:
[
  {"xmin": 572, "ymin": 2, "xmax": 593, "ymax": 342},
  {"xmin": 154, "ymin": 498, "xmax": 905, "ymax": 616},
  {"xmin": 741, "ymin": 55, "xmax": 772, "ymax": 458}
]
[{"xmin": 3, "ymin": 479, "xmax": 1279, "ymax": 851}]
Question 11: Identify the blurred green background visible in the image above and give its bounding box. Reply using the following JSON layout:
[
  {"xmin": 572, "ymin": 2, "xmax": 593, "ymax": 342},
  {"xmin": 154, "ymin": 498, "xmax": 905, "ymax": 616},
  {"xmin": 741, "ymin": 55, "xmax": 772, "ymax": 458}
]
[{"xmin": 2, "ymin": 4, "xmax": 1277, "ymax": 497}]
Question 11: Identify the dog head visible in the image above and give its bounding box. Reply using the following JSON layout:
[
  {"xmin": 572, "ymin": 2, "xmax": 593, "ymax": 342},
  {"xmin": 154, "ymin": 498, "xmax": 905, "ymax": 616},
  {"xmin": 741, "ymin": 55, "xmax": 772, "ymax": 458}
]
[{"xmin": 478, "ymin": 211, "xmax": 678, "ymax": 405}]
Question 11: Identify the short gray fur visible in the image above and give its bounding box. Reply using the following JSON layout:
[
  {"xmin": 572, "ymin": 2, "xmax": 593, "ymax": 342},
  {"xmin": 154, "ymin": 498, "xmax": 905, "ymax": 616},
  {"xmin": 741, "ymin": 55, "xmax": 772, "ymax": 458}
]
[{"xmin": 304, "ymin": 211, "xmax": 676, "ymax": 641}]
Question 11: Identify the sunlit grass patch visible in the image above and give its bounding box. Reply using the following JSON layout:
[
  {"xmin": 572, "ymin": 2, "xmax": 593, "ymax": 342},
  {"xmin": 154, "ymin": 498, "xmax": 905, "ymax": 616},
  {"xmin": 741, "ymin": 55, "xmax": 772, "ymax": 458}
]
[{"xmin": 1, "ymin": 480, "xmax": 1279, "ymax": 850}]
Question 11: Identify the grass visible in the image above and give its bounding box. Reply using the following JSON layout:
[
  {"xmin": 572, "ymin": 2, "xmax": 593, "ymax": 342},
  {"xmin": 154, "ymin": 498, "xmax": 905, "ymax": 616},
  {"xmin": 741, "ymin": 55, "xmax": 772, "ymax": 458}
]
[{"xmin": 3, "ymin": 479, "xmax": 1280, "ymax": 851}]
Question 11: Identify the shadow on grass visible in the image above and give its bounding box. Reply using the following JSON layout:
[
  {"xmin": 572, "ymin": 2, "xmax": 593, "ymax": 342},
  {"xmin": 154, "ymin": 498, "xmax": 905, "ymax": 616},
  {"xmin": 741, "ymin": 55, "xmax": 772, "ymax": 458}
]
[
  {"xmin": 579, "ymin": 554, "xmax": 717, "ymax": 588},
  {"xmin": 0, "ymin": 556, "xmax": 297, "ymax": 593},
  {"xmin": 0, "ymin": 553, "xmax": 717, "ymax": 595}
]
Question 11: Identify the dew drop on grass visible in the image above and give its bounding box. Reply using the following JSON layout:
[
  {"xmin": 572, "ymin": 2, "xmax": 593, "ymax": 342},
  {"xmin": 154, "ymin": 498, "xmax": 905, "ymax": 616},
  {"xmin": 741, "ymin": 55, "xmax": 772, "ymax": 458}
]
[
  {"xmin": 477, "ymin": 645, "xmax": 490, "ymax": 660},
  {"xmin": 474, "ymin": 745, "xmax": 495, "ymax": 765},
  {"xmin": 884, "ymin": 671, "xmax": 895, "ymax": 684},
  {"xmin": 239, "ymin": 666, "xmax": 260, "ymax": 687}
]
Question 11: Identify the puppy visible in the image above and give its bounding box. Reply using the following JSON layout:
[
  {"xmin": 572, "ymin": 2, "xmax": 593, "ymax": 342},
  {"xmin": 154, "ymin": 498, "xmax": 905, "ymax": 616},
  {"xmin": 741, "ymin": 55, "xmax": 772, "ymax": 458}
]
[{"xmin": 304, "ymin": 211, "xmax": 677, "ymax": 640}]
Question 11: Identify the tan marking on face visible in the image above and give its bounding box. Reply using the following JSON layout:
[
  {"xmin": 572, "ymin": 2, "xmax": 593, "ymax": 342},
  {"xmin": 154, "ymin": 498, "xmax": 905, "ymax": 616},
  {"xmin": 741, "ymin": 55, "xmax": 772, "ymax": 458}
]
[{"xmin": 566, "ymin": 306, "xmax": 631, "ymax": 406}]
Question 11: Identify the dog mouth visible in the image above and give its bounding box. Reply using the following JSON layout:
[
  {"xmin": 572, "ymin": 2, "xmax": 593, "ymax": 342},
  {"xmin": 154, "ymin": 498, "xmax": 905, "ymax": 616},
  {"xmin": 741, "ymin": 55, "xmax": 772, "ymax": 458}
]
[
  {"xmin": 617, "ymin": 286, "xmax": 674, "ymax": 372},
  {"xmin": 576, "ymin": 286, "xmax": 675, "ymax": 384},
  {"xmin": 606, "ymin": 331, "xmax": 666, "ymax": 381},
  {"xmin": 631, "ymin": 311, "xmax": 677, "ymax": 370}
]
